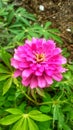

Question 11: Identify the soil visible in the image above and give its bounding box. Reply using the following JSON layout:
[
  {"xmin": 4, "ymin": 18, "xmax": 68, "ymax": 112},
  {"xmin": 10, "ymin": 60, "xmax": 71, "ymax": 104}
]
[{"xmin": 14, "ymin": 0, "xmax": 73, "ymax": 62}]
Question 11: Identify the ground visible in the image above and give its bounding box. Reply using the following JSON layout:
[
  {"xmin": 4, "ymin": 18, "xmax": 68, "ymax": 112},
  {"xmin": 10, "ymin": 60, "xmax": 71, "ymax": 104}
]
[{"xmin": 14, "ymin": 0, "xmax": 73, "ymax": 61}]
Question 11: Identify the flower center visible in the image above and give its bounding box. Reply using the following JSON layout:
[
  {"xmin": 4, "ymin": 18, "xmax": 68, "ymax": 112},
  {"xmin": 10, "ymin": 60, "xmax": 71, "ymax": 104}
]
[{"xmin": 35, "ymin": 53, "xmax": 45, "ymax": 62}]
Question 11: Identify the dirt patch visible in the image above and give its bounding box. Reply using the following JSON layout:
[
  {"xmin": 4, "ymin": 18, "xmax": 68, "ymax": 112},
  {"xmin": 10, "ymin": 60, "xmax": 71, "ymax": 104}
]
[{"xmin": 14, "ymin": 0, "xmax": 73, "ymax": 61}]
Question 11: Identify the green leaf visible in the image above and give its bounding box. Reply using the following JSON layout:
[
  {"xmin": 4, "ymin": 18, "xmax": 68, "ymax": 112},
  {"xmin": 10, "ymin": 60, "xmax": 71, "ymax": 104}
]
[
  {"xmin": 53, "ymin": 104, "xmax": 60, "ymax": 121},
  {"xmin": 3, "ymin": 78, "xmax": 12, "ymax": 95},
  {"xmin": 0, "ymin": 74, "xmax": 10, "ymax": 81},
  {"xmin": 63, "ymin": 124, "xmax": 71, "ymax": 130},
  {"xmin": 0, "ymin": 115, "xmax": 22, "ymax": 125},
  {"xmin": 12, "ymin": 118, "xmax": 24, "ymax": 130},
  {"xmin": 13, "ymin": 78, "xmax": 19, "ymax": 87},
  {"xmin": 36, "ymin": 88, "xmax": 46, "ymax": 97},
  {"xmin": 12, "ymin": 118, "xmax": 28, "ymax": 130},
  {"xmin": 6, "ymin": 108, "xmax": 23, "ymax": 115},
  {"xmin": 0, "ymin": 64, "xmax": 9, "ymax": 73},
  {"xmin": 0, "ymin": 0, "xmax": 3, "ymax": 8},
  {"xmin": 44, "ymin": 22, "xmax": 52, "ymax": 29},
  {"xmin": 7, "ymin": 10, "xmax": 14, "ymax": 24},
  {"xmin": 48, "ymin": 32, "xmax": 63, "ymax": 44},
  {"xmin": 40, "ymin": 105, "xmax": 51, "ymax": 113},
  {"xmin": 28, "ymin": 118, "xmax": 39, "ymax": 130},
  {"xmin": 29, "ymin": 110, "xmax": 52, "ymax": 122},
  {"xmin": 22, "ymin": 118, "xmax": 28, "ymax": 130},
  {"xmin": 1, "ymin": 49, "xmax": 12, "ymax": 69},
  {"xmin": 29, "ymin": 110, "xmax": 41, "ymax": 115}
]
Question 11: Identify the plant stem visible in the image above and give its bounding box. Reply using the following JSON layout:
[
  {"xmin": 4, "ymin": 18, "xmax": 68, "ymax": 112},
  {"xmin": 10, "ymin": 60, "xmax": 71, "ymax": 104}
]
[{"xmin": 21, "ymin": 89, "xmax": 38, "ymax": 105}]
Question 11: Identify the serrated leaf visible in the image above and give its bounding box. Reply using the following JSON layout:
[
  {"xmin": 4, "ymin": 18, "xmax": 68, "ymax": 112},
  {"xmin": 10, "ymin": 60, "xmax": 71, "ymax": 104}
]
[
  {"xmin": 28, "ymin": 118, "xmax": 39, "ymax": 130},
  {"xmin": 6, "ymin": 108, "xmax": 23, "ymax": 115},
  {"xmin": 0, "ymin": 115, "xmax": 22, "ymax": 125},
  {"xmin": 29, "ymin": 110, "xmax": 52, "ymax": 121},
  {"xmin": 3, "ymin": 78, "xmax": 12, "ymax": 95}
]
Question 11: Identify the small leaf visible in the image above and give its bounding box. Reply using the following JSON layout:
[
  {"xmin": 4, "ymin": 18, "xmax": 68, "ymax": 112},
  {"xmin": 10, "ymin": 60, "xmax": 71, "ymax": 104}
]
[
  {"xmin": 0, "ymin": 74, "xmax": 10, "ymax": 81},
  {"xmin": 0, "ymin": 115, "xmax": 22, "ymax": 125},
  {"xmin": 28, "ymin": 118, "xmax": 39, "ymax": 130},
  {"xmin": 40, "ymin": 105, "xmax": 51, "ymax": 113},
  {"xmin": 48, "ymin": 32, "xmax": 63, "ymax": 44},
  {"xmin": 53, "ymin": 104, "xmax": 60, "ymax": 121},
  {"xmin": 0, "ymin": 64, "xmax": 9, "ymax": 73},
  {"xmin": 29, "ymin": 110, "xmax": 52, "ymax": 122},
  {"xmin": 44, "ymin": 22, "xmax": 52, "ymax": 29},
  {"xmin": 3, "ymin": 78, "xmax": 12, "ymax": 95},
  {"xmin": 7, "ymin": 10, "xmax": 14, "ymax": 24},
  {"xmin": 36, "ymin": 88, "xmax": 46, "ymax": 97},
  {"xmin": 6, "ymin": 108, "xmax": 23, "ymax": 115},
  {"xmin": 13, "ymin": 78, "xmax": 19, "ymax": 87},
  {"xmin": 1, "ymin": 49, "xmax": 12, "ymax": 70},
  {"xmin": 29, "ymin": 110, "xmax": 41, "ymax": 115}
]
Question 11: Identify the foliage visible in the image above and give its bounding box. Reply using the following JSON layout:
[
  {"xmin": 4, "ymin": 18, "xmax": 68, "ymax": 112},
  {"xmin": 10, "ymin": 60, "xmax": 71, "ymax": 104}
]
[
  {"xmin": 0, "ymin": 2, "xmax": 62, "ymax": 50},
  {"xmin": 0, "ymin": 2, "xmax": 73, "ymax": 130}
]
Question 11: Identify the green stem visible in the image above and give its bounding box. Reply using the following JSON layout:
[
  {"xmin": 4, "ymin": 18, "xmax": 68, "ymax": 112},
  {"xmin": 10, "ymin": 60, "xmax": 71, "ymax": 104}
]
[
  {"xmin": 21, "ymin": 89, "xmax": 38, "ymax": 105},
  {"xmin": 24, "ymin": 92, "xmax": 37, "ymax": 104}
]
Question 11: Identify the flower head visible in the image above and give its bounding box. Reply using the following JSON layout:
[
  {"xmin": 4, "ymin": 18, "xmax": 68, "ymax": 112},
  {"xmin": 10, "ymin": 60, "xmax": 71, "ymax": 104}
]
[{"xmin": 11, "ymin": 38, "xmax": 67, "ymax": 89}]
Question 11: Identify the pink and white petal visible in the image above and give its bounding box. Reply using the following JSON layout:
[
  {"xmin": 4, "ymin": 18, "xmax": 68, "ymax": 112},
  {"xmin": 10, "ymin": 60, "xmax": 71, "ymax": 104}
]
[
  {"xmin": 44, "ymin": 75, "xmax": 53, "ymax": 84},
  {"xmin": 22, "ymin": 77, "xmax": 31, "ymax": 86},
  {"xmin": 52, "ymin": 73, "xmax": 63, "ymax": 81},
  {"xmin": 19, "ymin": 62, "xmax": 29, "ymax": 68},
  {"xmin": 11, "ymin": 58, "xmax": 19, "ymax": 68},
  {"xmin": 35, "ymin": 70, "xmax": 42, "ymax": 76},
  {"xmin": 37, "ymin": 76, "xmax": 47, "ymax": 88},
  {"xmin": 30, "ymin": 76, "xmax": 38, "ymax": 89},
  {"xmin": 13, "ymin": 70, "xmax": 22, "ymax": 78},
  {"xmin": 61, "ymin": 57, "xmax": 67, "ymax": 64},
  {"xmin": 22, "ymin": 69, "xmax": 32, "ymax": 78},
  {"xmin": 53, "ymin": 48, "xmax": 62, "ymax": 55}
]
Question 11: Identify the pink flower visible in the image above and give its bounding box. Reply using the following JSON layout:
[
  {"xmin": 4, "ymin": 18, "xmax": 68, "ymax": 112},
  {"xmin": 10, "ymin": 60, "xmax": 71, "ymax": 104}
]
[{"xmin": 11, "ymin": 38, "xmax": 67, "ymax": 89}]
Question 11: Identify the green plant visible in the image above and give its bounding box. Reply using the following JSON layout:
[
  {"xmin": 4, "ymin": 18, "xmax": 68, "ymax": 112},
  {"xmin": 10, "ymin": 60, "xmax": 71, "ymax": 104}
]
[
  {"xmin": 0, "ymin": 2, "xmax": 73, "ymax": 130},
  {"xmin": 0, "ymin": 3, "xmax": 63, "ymax": 50}
]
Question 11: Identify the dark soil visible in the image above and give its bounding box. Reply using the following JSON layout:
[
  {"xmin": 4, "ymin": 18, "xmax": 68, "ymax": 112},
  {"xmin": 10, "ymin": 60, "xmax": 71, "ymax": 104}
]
[{"xmin": 15, "ymin": 0, "xmax": 73, "ymax": 62}]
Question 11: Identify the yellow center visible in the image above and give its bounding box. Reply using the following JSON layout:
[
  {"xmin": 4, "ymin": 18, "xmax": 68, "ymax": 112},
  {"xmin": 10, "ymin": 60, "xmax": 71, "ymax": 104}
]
[{"xmin": 35, "ymin": 53, "xmax": 45, "ymax": 62}]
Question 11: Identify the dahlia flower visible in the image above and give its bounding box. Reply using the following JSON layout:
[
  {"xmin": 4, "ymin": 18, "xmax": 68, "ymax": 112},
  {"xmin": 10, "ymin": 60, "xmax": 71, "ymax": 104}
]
[{"xmin": 11, "ymin": 38, "xmax": 67, "ymax": 88}]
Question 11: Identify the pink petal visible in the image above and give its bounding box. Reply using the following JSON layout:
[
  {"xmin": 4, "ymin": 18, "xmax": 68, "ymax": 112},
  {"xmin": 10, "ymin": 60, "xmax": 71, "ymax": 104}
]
[
  {"xmin": 22, "ymin": 69, "xmax": 32, "ymax": 78},
  {"xmin": 14, "ymin": 70, "xmax": 22, "ymax": 78},
  {"xmin": 11, "ymin": 58, "xmax": 19, "ymax": 68},
  {"xmin": 38, "ymin": 76, "xmax": 46, "ymax": 88},
  {"xmin": 44, "ymin": 75, "xmax": 53, "ymax": 84},
  {"xmin": 53, "ymin": 48, "xmax": 62, "ymax": 55},
  {"xmin": 52, "ymin": 73, "xmax": 63, "ymax": 81},
  {"xmin": 30, "ymin": 76, "xmax": 38, "ymax": 89},
  {"xmin": 61, "ymin": 57, "xmax": 67, "ymax": 64},
  {"xmin": 22, "ymin": 77, "xmax": 30, "ymax": 86}
]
